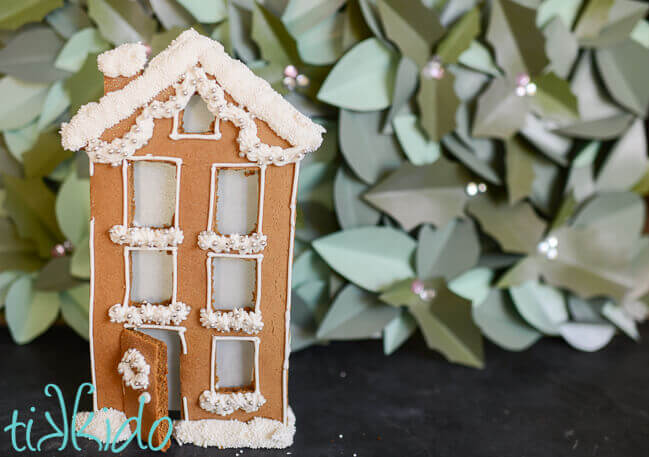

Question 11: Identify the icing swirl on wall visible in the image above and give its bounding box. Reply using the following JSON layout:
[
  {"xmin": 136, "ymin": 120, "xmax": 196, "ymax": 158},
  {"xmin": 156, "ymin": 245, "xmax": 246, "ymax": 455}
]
[{"xmin": 118, "ymin": 348, "xmax": 150, "ymax": 390}]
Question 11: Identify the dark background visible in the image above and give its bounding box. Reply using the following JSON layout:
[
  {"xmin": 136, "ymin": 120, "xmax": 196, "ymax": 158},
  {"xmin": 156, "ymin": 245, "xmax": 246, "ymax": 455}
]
[{"xmin": 0, "ymin": 327, "xmax": 647, "ymax": 457}]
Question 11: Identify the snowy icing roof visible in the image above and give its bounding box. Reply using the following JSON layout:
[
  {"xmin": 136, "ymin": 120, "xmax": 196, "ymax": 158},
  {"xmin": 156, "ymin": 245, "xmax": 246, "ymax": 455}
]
[{"xmin": 60, "ymin": 29, "xmax": 325, "ymax": 166}]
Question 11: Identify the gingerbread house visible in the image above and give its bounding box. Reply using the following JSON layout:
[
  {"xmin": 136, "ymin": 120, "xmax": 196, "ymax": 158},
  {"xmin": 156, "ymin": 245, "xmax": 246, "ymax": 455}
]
[{"xmin": 60, "ymin": 29, "xmax": 324, "ymax": 449}]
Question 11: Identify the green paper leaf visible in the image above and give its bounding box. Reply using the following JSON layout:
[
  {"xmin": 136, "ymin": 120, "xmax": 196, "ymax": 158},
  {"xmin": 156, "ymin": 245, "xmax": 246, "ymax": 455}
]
[
  {"xmin": 317, "ymin": 283, "xmax": 399, "ymax": 340},
  {"xmin": 595, "ymin": 120, "xmax": 649, "ymax": 192},
  {"xmin": 228, "ymin": 0, "xmax": 259, "ymax": 63},
  {"xmin": 510, "ymin": 280, "xmax": 568, "ymax": 335},
  {"xmin": 37, "ymin": 80, "xmax": 71, "ymax": 130},
  {"xmin": 472, "ymin": 77, "xmax": 530, "ymax": 139},
  {"xmin": 558, "ymin": 322, "xmax": 615, "ymax": 351},
  {"xmin": 531, "ymin": 72, "xmax": 579, "ymax": 123},
  {"xmin": 358, "ymin": 0, "xmax": 387, "ymax": 41},
  {"xmin": 383, "ymin": 310, "xmax": 417, "ymax": 354},
  {"xmin": 441, "ymin": 134, "xmax": 502, "ymax": 184},
  {"xmin": 416, "ymin": 220, "xmax": 479, "ymax": 281},
  {"xmin": 23, "ymin": 131, "xmax": 73, "ymax": 179},
  {"xmin": 65, "ymin": 53, "xmax": 104, "ymax": 115},
  {"xmin": 417, "ymin": 72, "xmax": 460, "ymax": 141},
  {"xmin": 497, "ymin": 258, "xmax": 540, "ymax": 288},
  {"xmin": 409, "ymin": 278, "xmax": 484, "ymax": 368},
  {"xmin": 313, "ymin": 226, "xmax": 416, "ymax": 292},
  {"xmin": 35, "ymin": 256, "xmax": 81, "ymax": 291},
  {"xmin": 177, "ymin": 0, "xmax": 226, "ymax": 23},
  {"xmin": 451, "ymin": 63, "xmax": 490, "ymax": 101},
  {"xmin": 88, "ymin": 0, "xmax": 156, "ymax": 45},
  {"xmin": 290, "ymin": 286, "xmax": 320, "ymax": 351},
  {"xmin": 56, "ymin": 171, "xmax": 90, "ymax": 245},
  {"xmin": 46, "ymin": 3, "xmax": 92, "ymax": 39},
  {"xmin": 537, "ymin": 0, "xmax": 582, "ymax": 28},
  {"xmin": 0, "ymin": 142, "xmax": 21, "ymax": 178},
  {"xmin": 448, "ymin": 267, "xmax": 495, "ymax": 306},
  {"xmin": 436, "ymin": 7, "xmax": 479, "ymax": 64},
  {"xmin": 4, "ymin": 122, "xmax": 40, "ymax": 162},
  {"xmin": 467, "ymin": 195, "xmax": 547, "ymax": 254},
  {"xmin": 573, "ymin": 192, "xmax": 644, "ymax": 236},
  {"xmin": 151, "ymin": 27, "xmax": 186, "ymax": 55},
  {"xmin": 519, "ymin": 113, "xmax": 571, "ymax": 165},
  {"xmin": 298, "ymin": 162, "xmax": 335, "ymax": 210},
  {"xmin": 5, "ymin": 276, "xmax": 61, "ymax": 344},
  {"xmin": 0, "ymin": 218, "xmax": 43, "ymax": 272},
  {"xmin": 601, "ymin": 301, "xmax": 638, "ymax": 340},
  {"xmin": 574, "ymin": 0, "xmax": 614, "ymax": 40},
  {"xmin": 0, "ymin": 0, "xmax": 63, "ymax": 30},
  {"xmin": 0, "ymin": 271, "xmax": 20, "ymax": 305},
  {"xmin": 505, "ymin": 136, "xmax": 536, "ymax": 204},
  {"xmin": 294, "ymin": 11, "xmax": 345, "ymax": 65},
  {"xmin": 3, "ymin": 175, "xmax": 62, "ymax": 257},
  {"xmin": 457, "ymin": 41, "xmax": 501, "ymax": 76},
  {"xmin": 252, "ymin": 2, "xmax": 300, "ymax": 65},
  {"xmin": 339, "ymin": 109, "xmax": 403, "ymax": 184},
  {"xmin": 393, "ymin": 114, "xmax": 440, "ymax": 165},
  {"xmin": 382, "ymin": 56, "xmax": 419, "ymax": 134},
  {"xmin": 295, "ymin": 201, "xmax": 338, "ymax": 242},
  {"xmin": 70, "ymin": 236, "xmax": 91, "ymax": 279},
  {"xmin": 543, "ymin": 17, "xmax": 579, "ymax": 78},
  {"xmin": 55, "ymin": 28, "xmax": 110, "ymax": 73},
  {"xmin": 292, "ymin": 249, "xmax": 330, "ymax": 289},
  {"xmin": 61, "ymin": 283, "xmax": 90, "ymax": 339},
  {"xmin": 578, "ymin": 0, "xmax": 648, "ymax": 48},
  {"xmin": 473, "ymin": 289, "xmax": 541, "ymax": 351},
  {"xmin": 595, "ymin": 39, "xmax": 649, "ymax": 116},
  {"xmin": 486, "ymin": 0, "xmax": 549, "ymax": 77},
  {"xmin": 631, "ymin": 19, "xmax": 649, "ymax": 47},
  {"xmin": 150, "ymin": 0, "xmax": 193, "ymax": 30},
  {"xmin": 0, "ymin": 26, "xmax": 69, "ymax": 83},
  {"xmin": 377, "ymin": 0, "xmax": 445, "ymax": 68},
  {"xmin": 334, "ymin": 166, "xmax": 382, "ymax": 229},
  {"xmin": 283, "ymin": 0, "xmax": 346, "ymax": 36},
  {"xmin": 365, "ymin": 158, "xmax": 472, "ymax": 230},
  {"xmin": 565, "ymin": 142, "xmax": 598, "ymax": 203},
  {"xmin": 342, "ymin": 0, "xmax": 374, "ymax": 51},
  {"xmin": 318, "ymin": 38, "xmax": 398, "ymax": 111},
  {"xmin": 0, "ymin": 77, "xmax": 49, "ymax": 131}
]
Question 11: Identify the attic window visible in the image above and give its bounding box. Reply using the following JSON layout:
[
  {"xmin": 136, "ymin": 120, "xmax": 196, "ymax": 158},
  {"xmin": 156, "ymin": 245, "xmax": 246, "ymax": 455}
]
[{"xmin": 170, "ymin": 93, "xmax": 221, "ymax": 140}]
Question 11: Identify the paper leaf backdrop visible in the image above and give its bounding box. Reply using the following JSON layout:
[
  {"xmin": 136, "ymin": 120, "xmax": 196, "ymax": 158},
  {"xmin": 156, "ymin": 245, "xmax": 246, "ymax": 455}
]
[{"xmin": 0, "ymin": 0, "xmax": 648, "ymax": 367}]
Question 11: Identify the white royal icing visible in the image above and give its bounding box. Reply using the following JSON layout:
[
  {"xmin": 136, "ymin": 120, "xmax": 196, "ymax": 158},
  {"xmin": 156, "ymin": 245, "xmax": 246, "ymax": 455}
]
[
  {"xmin": 199, "ymin": 307, "xmax": 263, "ymax": 334},
  {"xmin": 61, "ymin": 29, "xmax": 325, "ymax": 165},
  {"xmin": 198, "ymin": 390, "xmax": 267, "ymax": 416},
  {"xmin": 97, "ymin": 43, "xmax": 148, "ymax": 78},
  {"xmin": 173, "ymin": 407, "xmax": 296, "ymax": 448},
  {"xmin": 109, "ymin": 225, "xmax": 184, "ymax": 248},
  {"xmin": 75, "ymin": 409, "xmax": 132, "ymax": 443},
  {"xmin": 197, "ymin": 231, "xmax": 267, "ymax": 254},
  {"xmin": 109, "ymin": 301, "xmax": 190, "ymax": 326},
  {"xmin": 117, "ymin": 348, "xmax": 150, "ymax": 390}
]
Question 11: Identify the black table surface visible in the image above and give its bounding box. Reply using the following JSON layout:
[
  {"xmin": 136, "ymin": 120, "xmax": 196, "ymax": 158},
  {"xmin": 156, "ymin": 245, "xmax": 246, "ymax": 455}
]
[{"xmin": 0, "ymin": 326, "xmax": 647, "ymax": 457}]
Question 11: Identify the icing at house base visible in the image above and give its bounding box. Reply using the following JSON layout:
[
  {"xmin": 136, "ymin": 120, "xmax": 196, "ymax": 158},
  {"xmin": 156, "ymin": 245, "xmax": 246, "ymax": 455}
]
[
  {"xmin": 173, "ymin": 407, "xmax": 296, "ymax": 449},
  {"xmin": 75, "ymin": 409, "xmax": 132, "ymax": 443}
]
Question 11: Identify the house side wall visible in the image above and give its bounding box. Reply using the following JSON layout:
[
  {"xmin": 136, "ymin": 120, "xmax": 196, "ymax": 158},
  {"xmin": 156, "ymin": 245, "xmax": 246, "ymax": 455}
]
[{"xmin": 90, "ymin": 82, "xmax": 294, "ymax": 423}]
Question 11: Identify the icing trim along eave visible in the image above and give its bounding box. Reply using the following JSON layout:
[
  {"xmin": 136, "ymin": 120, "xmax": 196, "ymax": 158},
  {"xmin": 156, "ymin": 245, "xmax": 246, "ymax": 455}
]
[{"xmin": 60, "ymin": 29, "xmax": 325, "ymax": 164}]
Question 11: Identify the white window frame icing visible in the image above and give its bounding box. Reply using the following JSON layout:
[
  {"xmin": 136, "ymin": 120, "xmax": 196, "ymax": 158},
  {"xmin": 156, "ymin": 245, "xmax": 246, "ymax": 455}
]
[
  {"xmin": 207, "ymin": 162, "xmax": 266, "ymax": 236},
  {"xmin": 123, "ymin": 246, "xmax": 178, "ymax": 307},
  {"xmin": 206, "ymin": 252, "xmax": 263, "ymax": 312},
  {"xmin": 209, "ymin": 335, "xmax": 260, "ymax": 394},
  {"xmin": 121, "ymin": 155, "xmax": 182, "ymax": 230},
  {"xmin": 169, "ymin": 94, "xmax": 222, "ymax": 140}
]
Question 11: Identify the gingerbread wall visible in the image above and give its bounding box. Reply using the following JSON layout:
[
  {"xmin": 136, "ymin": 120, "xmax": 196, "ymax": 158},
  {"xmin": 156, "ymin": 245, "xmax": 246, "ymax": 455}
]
[{"xmin": 90, "ymin": 76, "xmax": 295, "ymax": 423}]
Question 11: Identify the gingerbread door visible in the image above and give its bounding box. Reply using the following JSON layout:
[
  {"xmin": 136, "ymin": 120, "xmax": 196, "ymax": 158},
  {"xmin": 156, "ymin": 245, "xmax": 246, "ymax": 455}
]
[{"xmin": 119, "ymin": 329, "xmax": 171, "ymax": 451}]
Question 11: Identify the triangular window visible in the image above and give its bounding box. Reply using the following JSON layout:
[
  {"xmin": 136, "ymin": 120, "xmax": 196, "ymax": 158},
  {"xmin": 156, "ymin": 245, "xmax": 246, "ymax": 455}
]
[{"xmin": 170, "ymin": 93, "xmax": 221, "ymax": 140}]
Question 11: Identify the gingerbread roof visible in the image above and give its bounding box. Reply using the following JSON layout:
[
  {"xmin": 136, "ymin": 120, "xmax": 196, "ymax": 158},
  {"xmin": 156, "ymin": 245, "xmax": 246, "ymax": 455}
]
[{"xmin": 60, "ymin": 29, "xmax": 325, "ymax": 166}]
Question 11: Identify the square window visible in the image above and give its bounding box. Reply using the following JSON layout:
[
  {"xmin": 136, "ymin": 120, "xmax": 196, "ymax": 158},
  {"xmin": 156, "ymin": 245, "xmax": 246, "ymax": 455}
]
[
  {"xmin": 213, "ymin": 339, "xmax": 255, "ymax": 389},
  {"xmin": 215, "ymin": 168, "xmax": 259, "ymax": 235},
  {"xmin": 130, "ymin": 250, "xmax": 174, "ymax": 304},
  {"xmin": 131, "ymin": 161, "xmax": 177, "ymax": 228},
  {"xmin": 211, "ymin": 257, "xmax": 256, "ymax": 310}
]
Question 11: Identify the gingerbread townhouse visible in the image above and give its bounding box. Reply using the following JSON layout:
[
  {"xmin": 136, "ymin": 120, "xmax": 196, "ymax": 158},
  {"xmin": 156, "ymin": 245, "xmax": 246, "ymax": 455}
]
[{"xmin": 61, "ymin": 29, "xmax": 324, "ymax": 449}]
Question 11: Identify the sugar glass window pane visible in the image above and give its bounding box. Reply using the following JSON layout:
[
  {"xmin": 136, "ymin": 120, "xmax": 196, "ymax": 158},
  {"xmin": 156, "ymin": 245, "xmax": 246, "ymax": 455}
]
[
  {"xmin": 133, "ymin": 161, "xmax": 176, "ymax": 227},
  {"xmin": 130, "ymin": 250, "xmax": 173, "ymax": 303},
  {"xmin": 211, "ymin": 257, "xmax": 255, "ymax": 310},
  {"xmin": 215, "ymin": 340, "xmax": 254, "ymax": 389},
  {"xmin": 182, "ymin": 94, "xmax": 214, "ymax": 133},
  {"xmin": 216, "ymin": 169, "xmax": 259, "ymax": 234}
]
